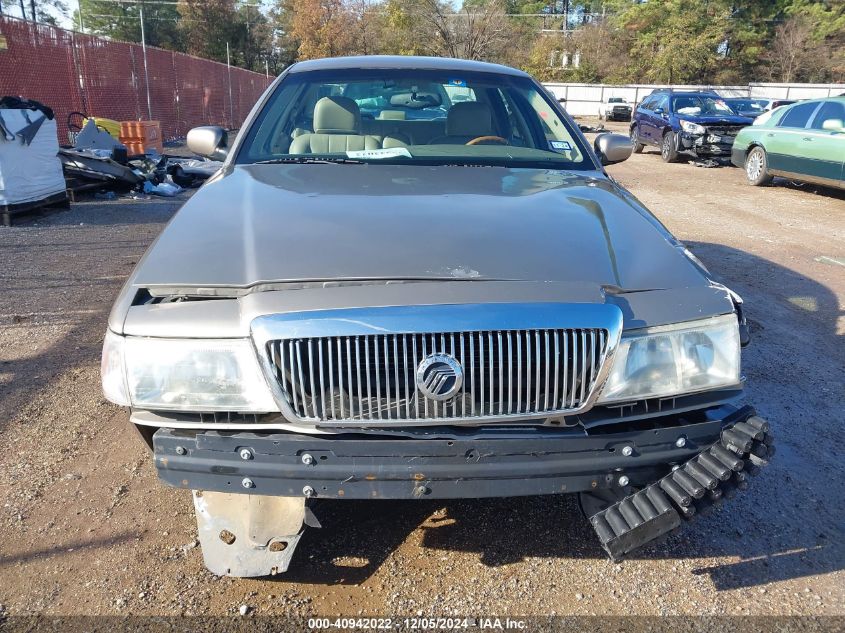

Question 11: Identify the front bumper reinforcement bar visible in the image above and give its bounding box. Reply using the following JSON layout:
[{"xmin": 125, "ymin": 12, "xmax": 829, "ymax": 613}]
[
  {"xmin": 152, "ymin": 405, "xmax": 753, "ymax": 500},
  {"xmin": 586, "ymin": 414, "xmax": 774, "ymax": 561}
]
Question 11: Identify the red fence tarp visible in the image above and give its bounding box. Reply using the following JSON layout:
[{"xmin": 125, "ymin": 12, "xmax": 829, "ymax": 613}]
[{"xmin": 0, "ymin": 16, "xmax": 274, "ymax": 143}]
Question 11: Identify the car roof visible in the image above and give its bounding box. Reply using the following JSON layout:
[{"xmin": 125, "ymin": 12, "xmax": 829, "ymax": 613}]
[
  {"xmin": 665, "ymin": 92, "xmax": 720, "ymax": 98},
  {"xmin": 287, "ymin": 55, "xmax": 529, "ymax": 77},
  {"xmin": 778, "ymin": 96, "xmax": 844, "ymax": 105},
  {"xmin": 650, "ymin": 88, "xmax": 719, "ymax": 95}
]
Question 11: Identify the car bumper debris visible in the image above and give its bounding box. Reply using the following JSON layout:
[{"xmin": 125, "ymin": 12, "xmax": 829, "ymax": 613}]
[
  {"xmin": 152, "ymin": 404, "xmax": 771, "ymax": 566},
  {"xmin": 192, "ymin": 490, "xmax": 308, "ymax": 577},
  {"xmin": 586, "ymin": 410, "xmax": 773, "ymax": 561},
  {"xmin": 679, "ymin": 128, "xmax": 743, "ymax": 158}
]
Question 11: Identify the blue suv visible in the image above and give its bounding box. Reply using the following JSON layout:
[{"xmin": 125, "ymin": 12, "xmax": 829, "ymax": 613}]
[{"xmin": 630, "ymin": 90, "xmax": 756, "ymax": 162}]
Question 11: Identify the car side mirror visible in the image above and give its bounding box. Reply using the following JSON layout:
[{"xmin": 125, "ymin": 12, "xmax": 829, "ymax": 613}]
[
  {"xmin": 187, "ymin": 126, "xmax": 228, "ymax": 160},
  {"xmin": 595, "ymin": 133, "xmax": 633, "ymax": 166},
  {"xmin": 654, "ymin": 107, "xmax": 665, "ymax": 116},
  {"xmin": 822, "ymin": 118, "xmax": 844, "ymax": 133}
]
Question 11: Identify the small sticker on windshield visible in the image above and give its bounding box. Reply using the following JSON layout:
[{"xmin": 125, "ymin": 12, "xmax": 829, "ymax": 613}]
[
  {"xmin": 447, "ymin": 78, "xmax": 467, "ymax": 87},
  {"xmin": 346, "ymin": 147, "xmax": 412, "ymax": 160},
  {"xmin": 549, "ymin": 140, "xmax": 571, "ymax": 152}
]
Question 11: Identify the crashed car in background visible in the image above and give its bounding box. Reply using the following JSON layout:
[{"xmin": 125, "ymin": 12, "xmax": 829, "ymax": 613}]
[
  {"xmin": 599, "ymin": 96, "xmax": 633, "ymax": 121},
  {"xmin": 101, "ymin": 56, "xmax": 774, "ymax": 577},
  {"xmin": 631, "ymin": 90, "xmax": 755, "ymax": 162}
]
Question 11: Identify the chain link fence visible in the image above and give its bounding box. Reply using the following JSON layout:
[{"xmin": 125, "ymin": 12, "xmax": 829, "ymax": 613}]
[{"xmin": 0, "ymin": 16, "xmax": 274, "ymax": 144}]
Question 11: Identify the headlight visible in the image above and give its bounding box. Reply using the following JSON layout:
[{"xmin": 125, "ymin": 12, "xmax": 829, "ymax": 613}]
[
  {"xmin": 100, "ymin": 331, "xmax": 278, "ymax": 412},
  {"xmin": 598, "ymin": 314, "xmax": 740, "ymax": 403},
  {"xmin": 101, "ymin": 330, "xmax": 130, "ymax": 406},
  {"xmin": 679, "ymin": 120, "xmax": 706, "ymax": 135}
]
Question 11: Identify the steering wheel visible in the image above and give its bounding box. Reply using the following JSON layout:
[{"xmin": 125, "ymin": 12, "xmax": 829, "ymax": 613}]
[{"xmin": 465, "ymin": 135, "xmax": 508, "ymax": 146}]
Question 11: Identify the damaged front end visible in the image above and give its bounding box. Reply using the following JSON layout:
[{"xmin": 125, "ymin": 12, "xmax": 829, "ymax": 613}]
[
  {"xmin": 152, "ymin": 400, "xmax": 773, "ymax": 574},
  {"xmin": 678, "ymin": 121, "xmax": 746, "ymax": 159}
]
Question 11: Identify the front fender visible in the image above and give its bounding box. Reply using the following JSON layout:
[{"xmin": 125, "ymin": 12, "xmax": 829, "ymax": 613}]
[{"xmin": 730, "ymin": 130, "xmax": 758, "ymax": 167}]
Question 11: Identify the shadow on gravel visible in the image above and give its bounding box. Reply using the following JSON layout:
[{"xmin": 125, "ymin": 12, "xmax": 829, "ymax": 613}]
[
  {"xmin": 16, "ymin": 194, "xmax": 188, "ymax": 227},
  {"xmin": 0, "ymin": 195, "xmax": 185, "ymax": 431},
  {"xmin": 692, "ymin": 545, "xmax": 840, "ymax": 591},
  {"xmin": 278, "ymin": 242, "xmax": 843, "ymax": 590},
  {"xmin": 0, "ymin": 531, "xmax": 141, "ymax": 567},
  {"xmin": 685, "ymin": 240, "xmax": 843, "ymax": 363},
  {"xmin": 770, "ymin": 179, "xmax": 845, "ymax": 200}
]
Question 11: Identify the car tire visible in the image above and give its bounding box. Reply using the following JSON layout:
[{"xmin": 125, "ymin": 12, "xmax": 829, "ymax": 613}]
[
  {"xmin": 661, "ymin": 131, "xmax": 679, "ymax": 163},
  {"xmin": 745, "ymin": 146, "xmax": 773, "ymax": 186},
  {"xmin": 630, "ymin": 126, "xmax": 644, "ymax": 153}
]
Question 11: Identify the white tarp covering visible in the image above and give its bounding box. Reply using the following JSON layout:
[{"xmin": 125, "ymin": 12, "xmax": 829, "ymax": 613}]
[{"xmin": 0, "ymin": 110, "xmax": 65, "ymax": 207}]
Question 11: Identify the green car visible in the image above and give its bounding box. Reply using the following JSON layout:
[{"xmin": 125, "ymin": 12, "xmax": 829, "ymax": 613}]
[{"xmin": 731, "ymin": 97, "xmax": 845, "ymax": 189}]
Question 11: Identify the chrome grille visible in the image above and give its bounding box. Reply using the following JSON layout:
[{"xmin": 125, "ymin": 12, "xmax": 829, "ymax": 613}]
[{"xmin": 266, "ymin": 329, "xmax": 609, "ymax": 422}]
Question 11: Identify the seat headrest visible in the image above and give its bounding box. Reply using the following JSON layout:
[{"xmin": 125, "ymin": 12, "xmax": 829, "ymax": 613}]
[
  {"xmin": 446, "ymin": 102, "xmax": 494, "ymax": 137},
  {"xmin": 314, "ymin": 96, "xmax": 361, "ymax": 134}
]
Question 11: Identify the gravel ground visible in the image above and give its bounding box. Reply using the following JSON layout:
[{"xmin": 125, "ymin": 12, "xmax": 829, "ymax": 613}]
[{"xmin": 0, "ymin": 128, "xmax": 843, "ymax": 619}]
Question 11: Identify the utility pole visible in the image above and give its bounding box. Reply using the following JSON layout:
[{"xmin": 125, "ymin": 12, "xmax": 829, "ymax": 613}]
[
  {"xmin": 244, "ymin": 3, "xmax": 251, "ymax": 72},
  {"xmin": 226, "ymin": 41, "xmax": 234, "ymax": 128},
  {"xmin": 77, "ymin": 0, "xmax": 85, "ymax": 32},
  {"xmin": 139, "ymin": 2, "xmax": 153, "ymax": 120},
  {"xmin": 29, "ymin": 0, "xmax": 35, "ymax": 21},
  {"xmin": 563, "ymin": 0, "xmax": 569, "ymax": 33}
]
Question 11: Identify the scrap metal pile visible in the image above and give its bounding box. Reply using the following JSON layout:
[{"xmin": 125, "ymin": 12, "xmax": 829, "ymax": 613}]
[
  {"xmin": 0, "ymin": 96, "xmax": 223, "ymax": 224},
  {"xmin": 61, "ymin": 114, "xmax": 222, "ymax": 200}
]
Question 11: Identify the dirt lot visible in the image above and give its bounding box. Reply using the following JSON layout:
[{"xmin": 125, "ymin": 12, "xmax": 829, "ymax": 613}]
[{"xmin": 1, "ymin": 125, "xmax": 843, "ymax": 619}]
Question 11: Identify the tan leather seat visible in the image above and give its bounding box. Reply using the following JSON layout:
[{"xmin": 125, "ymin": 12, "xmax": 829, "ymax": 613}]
[
  {"xmin": 290, "ymin": 96, "xmax": 381, "ymax": 154},
  {"xmin": 429, "ymin": 102, "xmax": 497, "ymax": 144}
]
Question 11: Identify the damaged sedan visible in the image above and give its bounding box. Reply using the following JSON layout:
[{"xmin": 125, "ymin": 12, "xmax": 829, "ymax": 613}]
[{"xmin": 101, "ymin": 56, "xmax": 774, "ymax": 577}]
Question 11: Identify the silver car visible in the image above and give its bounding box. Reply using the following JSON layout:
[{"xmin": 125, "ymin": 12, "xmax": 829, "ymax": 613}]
[{"xmin": 101, "ymin": 56, "xmax": 773, "ymax": 577}]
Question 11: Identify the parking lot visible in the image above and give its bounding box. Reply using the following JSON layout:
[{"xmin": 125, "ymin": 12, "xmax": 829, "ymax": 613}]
[{"xmin": 0, "ymin": 122, "xmax": 843, "ymax": 617}]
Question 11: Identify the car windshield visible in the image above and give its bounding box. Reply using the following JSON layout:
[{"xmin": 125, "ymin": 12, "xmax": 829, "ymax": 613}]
[
  {"xmin": 236, "ymin": 68, "xmax": 591, "ymax": 169},
  {"xmin": 608, "ymin": 97, "xmax": 625, "ymax": 103},
  {"xmin": 728, "ymin": 99, "xmax": 764, "ymax": 112},
  {"xmin": 672, "ymin": 96, "xmax": 736, "ymax": 116}
]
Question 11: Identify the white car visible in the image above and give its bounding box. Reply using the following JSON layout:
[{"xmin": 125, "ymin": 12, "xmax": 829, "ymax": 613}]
[{"xmin": 599, "ymin": 97, "xmax": 633, "ymax": 121}]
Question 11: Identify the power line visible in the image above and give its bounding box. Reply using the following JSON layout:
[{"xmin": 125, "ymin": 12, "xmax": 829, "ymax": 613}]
[
  {"xmin": 84, "ymin": 12, "xmax": 206, "ymax": 21},
  {"xmin": 82, "ymin": 0, "xmax": 261, "ymax": 6}
]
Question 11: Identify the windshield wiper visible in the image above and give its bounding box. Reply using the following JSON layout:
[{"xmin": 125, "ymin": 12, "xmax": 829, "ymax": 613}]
[{"xmin": 253, "ymin": 156, "xmax": 365, "ymax": 165}]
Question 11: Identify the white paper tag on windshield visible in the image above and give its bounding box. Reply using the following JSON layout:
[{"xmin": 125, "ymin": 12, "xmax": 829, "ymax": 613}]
[
  {"xmin": 549, "ymin": 140, "xmax": 571, "ymax": 151},
  {"xmin": 346, "ymin": 147, "xmax": 412, "ymax": 159}
]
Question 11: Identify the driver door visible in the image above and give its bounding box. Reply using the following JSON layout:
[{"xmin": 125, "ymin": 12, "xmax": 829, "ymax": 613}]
[
  {"xmin": 804, "ymin": 100, "xmax": 845, "ymax": 186},
  {"xmin": 646, "ymin": 94, "xmax": 669, "ymax": 143}
]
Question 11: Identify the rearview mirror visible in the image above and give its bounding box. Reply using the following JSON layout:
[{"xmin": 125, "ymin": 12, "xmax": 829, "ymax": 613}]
[
  {"xmin": 389, "ymin": 92, "xmax": 442, "ymax": 108},
  {"xmin": 595, "ymin": 133, "xmax": 633, "ymax": 166},
  {"xmin": 822, "ymin": 118, "xmax": 844, "ymax": 132},
  {"xmin": 187, "ymin": 126, "xmax": 228, "ymax": 160},
  {"xmin": 654, "ymin": 107, "xmax": 665, "ymax": 116}
]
